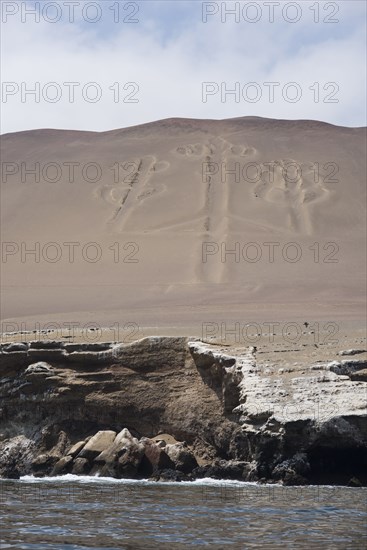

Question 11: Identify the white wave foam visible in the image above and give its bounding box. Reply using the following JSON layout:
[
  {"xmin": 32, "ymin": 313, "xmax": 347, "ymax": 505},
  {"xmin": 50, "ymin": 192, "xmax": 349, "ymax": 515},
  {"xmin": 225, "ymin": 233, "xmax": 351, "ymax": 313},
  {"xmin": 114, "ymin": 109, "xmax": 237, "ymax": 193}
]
[
  {"xmin": 17, "ymin": 474, "xmax": 274, "ymax": 487},
  {"xmin": 9, "ymin": 476, "xmax": 363, "ymax": 489}
]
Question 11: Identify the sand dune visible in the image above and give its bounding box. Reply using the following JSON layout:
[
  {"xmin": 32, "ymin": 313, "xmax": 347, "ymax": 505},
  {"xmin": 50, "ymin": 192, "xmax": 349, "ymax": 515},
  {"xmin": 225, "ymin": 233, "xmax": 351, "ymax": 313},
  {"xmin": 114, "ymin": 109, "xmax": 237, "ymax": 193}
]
[{"xmin": 1, "ymin": 117, "xmax": 366, "ymax": 328}]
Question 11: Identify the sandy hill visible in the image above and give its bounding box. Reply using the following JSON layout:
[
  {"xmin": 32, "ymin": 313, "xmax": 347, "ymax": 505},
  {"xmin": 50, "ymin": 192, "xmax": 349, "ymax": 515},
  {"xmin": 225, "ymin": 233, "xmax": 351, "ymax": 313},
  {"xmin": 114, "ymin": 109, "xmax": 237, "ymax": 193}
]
[{"xmin": 1, "ymin": 117, "xmax": 366, "ymax": 328}]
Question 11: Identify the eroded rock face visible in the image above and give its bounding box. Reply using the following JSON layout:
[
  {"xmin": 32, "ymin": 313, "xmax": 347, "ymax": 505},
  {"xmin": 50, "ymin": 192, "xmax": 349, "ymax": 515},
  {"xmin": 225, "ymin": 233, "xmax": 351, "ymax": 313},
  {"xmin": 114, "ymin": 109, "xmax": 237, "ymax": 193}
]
[
  {"xmin": 0, "ymin": 337, "xmax": 366, "ymax": 484},
  {"xmin": 272, "ymin": 452, "xmax": 310, "ymax": 485},
  {"xmin": 25, "ymin": 362, "xmax": 54, "ymax": 375},
  {"xmin": 338, "ymin": 349, "xmax": 366, "ymax": 356}
]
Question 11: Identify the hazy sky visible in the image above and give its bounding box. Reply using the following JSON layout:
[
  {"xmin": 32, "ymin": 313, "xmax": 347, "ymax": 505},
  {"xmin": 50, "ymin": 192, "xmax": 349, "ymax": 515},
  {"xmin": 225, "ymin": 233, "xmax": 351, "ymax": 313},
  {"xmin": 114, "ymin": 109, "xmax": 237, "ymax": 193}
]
[{"xmin": 1, "ymin": 0, "xmax": 366, "ymax": 133}]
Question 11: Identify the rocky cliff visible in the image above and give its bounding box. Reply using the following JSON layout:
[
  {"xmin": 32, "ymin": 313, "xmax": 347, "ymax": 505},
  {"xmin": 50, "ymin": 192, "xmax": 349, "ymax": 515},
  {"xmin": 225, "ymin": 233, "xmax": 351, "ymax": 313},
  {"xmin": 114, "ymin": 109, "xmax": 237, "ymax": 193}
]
[{"xmin": 0, "ymin": 337, "xmax": 366, "ymax": 485}]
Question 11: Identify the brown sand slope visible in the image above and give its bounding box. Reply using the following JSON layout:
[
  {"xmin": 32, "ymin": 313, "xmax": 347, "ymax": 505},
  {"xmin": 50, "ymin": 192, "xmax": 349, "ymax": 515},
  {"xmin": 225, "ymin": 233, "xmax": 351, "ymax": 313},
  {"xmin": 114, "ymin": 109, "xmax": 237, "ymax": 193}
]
[{"xmin": 1, "ymin": 117, "xmax": 366, "ymax": 328}]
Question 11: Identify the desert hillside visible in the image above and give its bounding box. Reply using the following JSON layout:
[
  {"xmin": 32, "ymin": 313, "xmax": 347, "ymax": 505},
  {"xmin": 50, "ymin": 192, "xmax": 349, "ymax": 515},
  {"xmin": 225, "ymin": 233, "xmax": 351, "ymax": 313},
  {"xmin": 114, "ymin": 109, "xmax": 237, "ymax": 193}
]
[{"xmin": 1, "ymin": 117, "xmax": 366, "ymax": 327}]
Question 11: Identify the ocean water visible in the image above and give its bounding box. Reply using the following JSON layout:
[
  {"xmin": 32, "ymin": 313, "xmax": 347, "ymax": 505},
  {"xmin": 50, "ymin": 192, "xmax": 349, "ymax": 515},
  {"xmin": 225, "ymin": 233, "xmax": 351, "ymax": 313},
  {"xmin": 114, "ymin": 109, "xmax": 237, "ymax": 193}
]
[{"xmin": 1, "ymin": 476, "xmax": 366, "ymax": 549}]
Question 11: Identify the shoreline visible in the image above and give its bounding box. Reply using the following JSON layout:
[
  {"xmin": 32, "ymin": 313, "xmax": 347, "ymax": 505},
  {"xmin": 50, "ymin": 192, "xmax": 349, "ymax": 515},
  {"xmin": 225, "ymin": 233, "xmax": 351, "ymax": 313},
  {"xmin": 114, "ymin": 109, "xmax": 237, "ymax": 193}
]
[
  {"xmin": 1, "ymin": 335, "xmax": 366, "ymax": 487},
  {"xmin": 5, "ymin": 474, "xmax": 367, "ymax": 490}
]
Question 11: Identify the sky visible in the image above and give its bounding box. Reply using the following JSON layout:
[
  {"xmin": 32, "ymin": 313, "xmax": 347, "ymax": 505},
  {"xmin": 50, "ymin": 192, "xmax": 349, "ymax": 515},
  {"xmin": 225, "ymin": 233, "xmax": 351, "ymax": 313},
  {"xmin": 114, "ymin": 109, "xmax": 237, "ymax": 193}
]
[{"xmin": 0, "ymin": 0, "xmax": 366, "ymax": 133}]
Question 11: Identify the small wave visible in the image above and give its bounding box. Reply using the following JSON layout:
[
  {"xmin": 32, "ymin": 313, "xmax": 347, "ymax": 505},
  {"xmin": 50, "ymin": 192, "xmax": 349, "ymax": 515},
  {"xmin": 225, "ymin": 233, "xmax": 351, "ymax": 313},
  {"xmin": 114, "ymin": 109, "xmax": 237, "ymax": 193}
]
[
  {"xmin": 19, "ymin": 474, "xmax": 148, "ymax": 484},
  {"xmin": 15, "ymin": 475, "xmax": 365, "ymax": 490},
  {"xmin": 17, "ymin": 474, "xmax": 274, "ymax": 487}
]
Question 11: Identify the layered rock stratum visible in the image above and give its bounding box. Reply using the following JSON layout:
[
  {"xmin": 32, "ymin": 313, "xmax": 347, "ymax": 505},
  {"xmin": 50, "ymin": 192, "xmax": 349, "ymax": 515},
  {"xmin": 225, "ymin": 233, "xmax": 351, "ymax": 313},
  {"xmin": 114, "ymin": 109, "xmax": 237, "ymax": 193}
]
[{"xmin": 1, "ymin": 337, "xmax": 366, "ymax": 485}]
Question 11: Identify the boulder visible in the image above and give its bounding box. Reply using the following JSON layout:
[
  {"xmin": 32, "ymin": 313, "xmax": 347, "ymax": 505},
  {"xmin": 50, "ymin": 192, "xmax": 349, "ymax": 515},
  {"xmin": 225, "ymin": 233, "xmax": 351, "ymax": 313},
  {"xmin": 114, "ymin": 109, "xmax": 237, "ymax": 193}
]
[
  {"xmin": 165, "ymin": 443, "xmax": 198, "ymax": 473},
  {"xmin": 139, "ymin": 439, "xmax": 175, "ymax": 475},
  {"xmin": 31, "ymin": 453, "xmax": 58, "ymax": 475},
  {"xmin": 52, "ymin": 455, "xmax": 73, "ymax": 475},
  {"xmin": 115, "ymin": 428, "xmax": 136, "ymax": 445},
  {"xmin": 95, "ymin": 428, "xmax": 138, "ymax": 464},
  {"xmin": 66, "ymin": 440, "xmax": 86, "ymax": 457},
  {"xmin": 77, "ymin": 430, "xmax": 116, "ymax": 460},
  {"xmin": 94, "ymin": 428, "xmax": 146, "ymax": 478},
  {"xmin": 72, "ymin": 458, "xmax": 91, "ymax": 475},
  {"xmin": 116, "ymin": 442, "xmax": 146, "ymax": 478}
]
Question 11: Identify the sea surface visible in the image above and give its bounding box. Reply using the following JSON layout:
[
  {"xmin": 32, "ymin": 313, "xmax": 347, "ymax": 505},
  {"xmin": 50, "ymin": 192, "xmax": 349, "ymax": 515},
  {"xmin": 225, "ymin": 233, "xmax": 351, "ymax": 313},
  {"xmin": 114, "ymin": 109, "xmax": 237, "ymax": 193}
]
[{"xmin": 1, "ymin": 476, "xmax": 366, "ymax": 549}]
